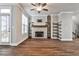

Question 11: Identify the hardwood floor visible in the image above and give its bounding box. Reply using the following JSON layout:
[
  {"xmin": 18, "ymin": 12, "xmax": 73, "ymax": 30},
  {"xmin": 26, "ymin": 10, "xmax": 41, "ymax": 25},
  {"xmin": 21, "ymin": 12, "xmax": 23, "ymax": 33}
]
[{"xmin": 0, "ymin": 38, "xmax": 79, "ymax": 56}]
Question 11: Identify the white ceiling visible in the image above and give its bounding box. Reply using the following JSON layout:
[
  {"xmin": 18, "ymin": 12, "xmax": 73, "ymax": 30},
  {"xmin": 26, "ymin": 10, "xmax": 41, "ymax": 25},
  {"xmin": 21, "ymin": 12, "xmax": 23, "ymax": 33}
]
[
  {"xmin": 22, "ymin": 3, "xmax": 79, "ymax": 16},
  {"xmin": 1, "ymin": 3, "xmax": 79, "ymax": 16}
]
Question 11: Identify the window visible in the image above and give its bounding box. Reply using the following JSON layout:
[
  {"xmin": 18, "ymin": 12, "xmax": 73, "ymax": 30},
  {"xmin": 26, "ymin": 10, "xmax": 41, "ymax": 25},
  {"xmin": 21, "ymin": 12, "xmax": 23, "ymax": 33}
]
[
  {"xmin": 0, "ymin": 9, "xmax": 11, "ymax": 14},
  {"xmin": 22, "ymin": 14, "xmax": 28, "ymax": 34},
  {"xmin": 0, "ymin": 9, "xmax": 10, "ymax": 32}
]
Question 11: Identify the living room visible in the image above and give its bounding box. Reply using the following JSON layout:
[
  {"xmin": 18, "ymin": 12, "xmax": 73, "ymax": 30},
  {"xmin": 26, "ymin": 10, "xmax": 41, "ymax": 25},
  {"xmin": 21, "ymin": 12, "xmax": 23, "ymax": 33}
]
[{"xmin": 0, "ymin": 3, "xmax": 79, "ymax": 56}]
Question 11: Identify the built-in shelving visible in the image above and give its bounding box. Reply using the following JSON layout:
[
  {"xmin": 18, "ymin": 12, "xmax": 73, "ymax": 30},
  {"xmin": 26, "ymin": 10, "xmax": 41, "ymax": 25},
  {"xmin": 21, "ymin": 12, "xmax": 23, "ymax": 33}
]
[{"xmin": 52, "ymin": 21, "xmax": 62, "ymax": 39}]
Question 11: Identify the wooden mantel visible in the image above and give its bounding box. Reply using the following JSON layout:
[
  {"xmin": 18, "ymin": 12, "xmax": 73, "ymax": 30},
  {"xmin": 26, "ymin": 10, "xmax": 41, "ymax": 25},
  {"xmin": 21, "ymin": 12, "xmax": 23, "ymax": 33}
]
[
  {"xmin": 32, "ymin": 25, "xmax": 48, "ymax": 27},
  {"xmin": 32, "ymin": 22, "xmax": 48, "ymax": 27}
]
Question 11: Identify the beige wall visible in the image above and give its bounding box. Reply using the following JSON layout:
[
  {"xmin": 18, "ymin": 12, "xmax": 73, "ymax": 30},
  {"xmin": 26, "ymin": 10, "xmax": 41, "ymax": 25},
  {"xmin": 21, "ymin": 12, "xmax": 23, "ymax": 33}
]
[{"xmin": 11, "ymin": 4, "xmax": 29, "ymax": 46}]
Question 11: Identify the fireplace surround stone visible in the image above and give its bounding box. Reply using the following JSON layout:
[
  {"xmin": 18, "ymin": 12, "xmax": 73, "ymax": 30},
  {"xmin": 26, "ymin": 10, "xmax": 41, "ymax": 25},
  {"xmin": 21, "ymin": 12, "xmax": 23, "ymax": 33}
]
[{"xmin": 32, "ymin": 27, "xmax": 47, "ymax": 38}]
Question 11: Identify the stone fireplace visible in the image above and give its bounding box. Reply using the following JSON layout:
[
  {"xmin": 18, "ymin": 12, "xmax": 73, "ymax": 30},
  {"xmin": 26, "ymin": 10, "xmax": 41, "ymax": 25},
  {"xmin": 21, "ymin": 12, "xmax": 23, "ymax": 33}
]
[{"xmin": 31, "ymin": 15, "xmax": 47, "ymax": 39}]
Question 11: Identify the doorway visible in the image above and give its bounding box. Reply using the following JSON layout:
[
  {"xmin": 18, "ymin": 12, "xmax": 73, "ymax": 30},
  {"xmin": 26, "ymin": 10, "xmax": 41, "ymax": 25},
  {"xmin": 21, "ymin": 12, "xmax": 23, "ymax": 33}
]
[{"xmin": 0, "ymin": 14, "xmax": 11, "ymax": 45}]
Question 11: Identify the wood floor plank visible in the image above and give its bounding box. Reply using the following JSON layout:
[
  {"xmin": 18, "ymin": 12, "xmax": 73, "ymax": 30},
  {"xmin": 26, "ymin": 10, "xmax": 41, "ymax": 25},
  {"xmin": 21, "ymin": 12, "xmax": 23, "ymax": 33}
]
[{"xmin": 0, "ymin": 38, "xmax": 79, "ymax": 56}]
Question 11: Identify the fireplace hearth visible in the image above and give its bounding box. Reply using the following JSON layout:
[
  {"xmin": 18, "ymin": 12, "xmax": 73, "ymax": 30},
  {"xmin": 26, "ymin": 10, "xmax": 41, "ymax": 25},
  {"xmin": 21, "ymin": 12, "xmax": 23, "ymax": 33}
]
[{"xmin": 35, "ymin": 31, "xmax": 44, "ymax": 37}]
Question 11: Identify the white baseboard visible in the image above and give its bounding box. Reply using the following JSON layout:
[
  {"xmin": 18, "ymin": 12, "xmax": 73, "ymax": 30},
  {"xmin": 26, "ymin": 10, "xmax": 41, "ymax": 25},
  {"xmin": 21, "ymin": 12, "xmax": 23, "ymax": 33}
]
[
  {"xmin": 11, "ymin": 36, "xmax": 28, "ymax": 46},
  {"xmin": 0, "ymin": 43, "xmax": 10, "ymax": 45},
  {"xmin": 59, "ymin": 39, "xmax": 73, "ymax": 41}
]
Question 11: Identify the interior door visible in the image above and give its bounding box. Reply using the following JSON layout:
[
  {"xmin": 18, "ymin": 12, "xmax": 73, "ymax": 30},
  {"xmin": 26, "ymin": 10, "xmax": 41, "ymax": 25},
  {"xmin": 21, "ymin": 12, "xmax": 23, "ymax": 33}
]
[{"xmin": 0, "ymin": 14, "xmax": 11, "ymax": 44}]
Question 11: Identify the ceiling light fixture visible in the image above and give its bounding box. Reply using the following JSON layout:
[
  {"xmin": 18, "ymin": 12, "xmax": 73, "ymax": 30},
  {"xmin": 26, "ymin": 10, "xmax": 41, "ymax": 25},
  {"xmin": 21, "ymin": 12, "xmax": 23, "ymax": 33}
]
[
  {"xmin": 31, "ymin": 3, "xmax": 48, "ymax": 13},
  {"xmin": 36, "ymin": 6, "xmax": 42, "ymax": 11}
]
